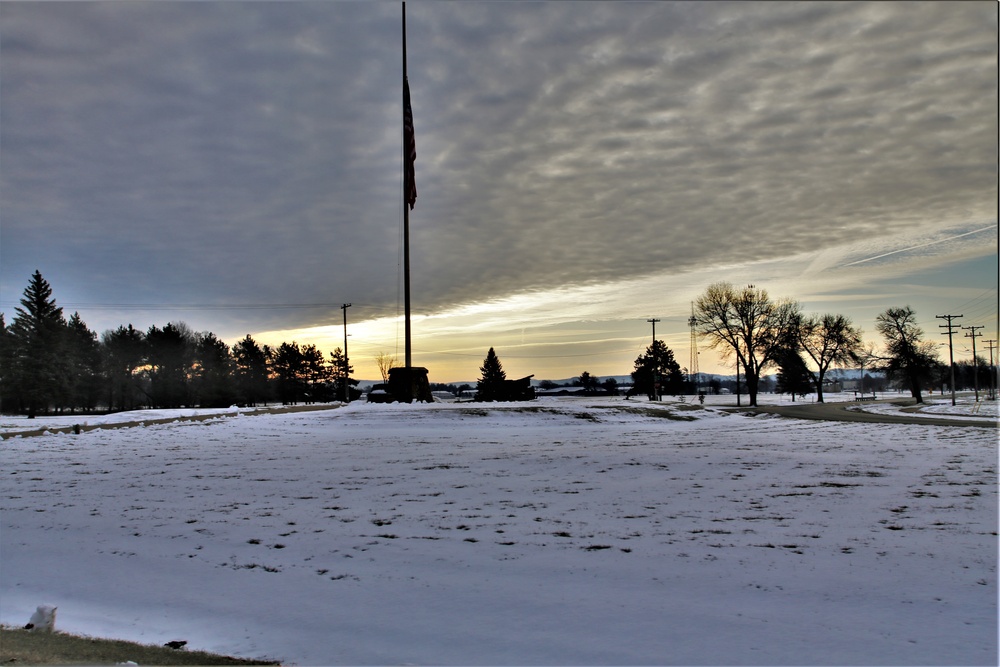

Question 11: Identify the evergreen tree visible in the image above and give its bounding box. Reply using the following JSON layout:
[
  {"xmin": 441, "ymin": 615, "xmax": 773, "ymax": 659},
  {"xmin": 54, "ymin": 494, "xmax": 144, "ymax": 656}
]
[
  {"xmin": 299, "ymin": 344, "xmax": 329, "ymax": 402},
  {"xmin": 146, "ymin": 322, "xmax": 194, "ymax": 408},
  {"xmin": 7, "ymin": 271, "xmax": 67, "ymax": 417},
  {"xmin": 631, "ymin": 340, "xmax": 684, "ymax": 400},
  {"xmin": 775, "ymin": 348, "xmax": 813, "ymax": 400},
  {"xmin": 271, "ymin": 341, "xmax": 306, "ymax": 404},
  {"xmin": 475, "ymin": 347, "xmax": 507, "ymax": 401},
  {"xmin": 101, "ymin": 324, "xmax": 147, "ymax": 411},
  {"xmin": 232, "ymin": 334, "xmax": 271, "ymax": 407},
  {"xmin": 0, "ymin": 314, "xmax": 13, "ymax": 413},
  {"xmin": 328, "ymin": 347, "xmax": 357, "ymax": 402},
  {"xmin": 191, "ymin": 332, "xmax": 235, "ymax": 408},
  {"xmin": 65, "ymin": 312, "xmax": 102, "ymax": 411},
  {"xmin": 577, "ymin": 371, "xmax": 600, "ymax": 394}
]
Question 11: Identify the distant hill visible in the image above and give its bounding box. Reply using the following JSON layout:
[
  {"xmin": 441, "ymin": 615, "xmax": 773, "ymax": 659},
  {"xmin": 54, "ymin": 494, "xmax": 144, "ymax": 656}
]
[
  {"xmin": 530, "ymin": 368, "xmax": 883, "ymax": 387},
  {"xmin": 531, "ymin": 375, "xmax": 633, "ymax": 387}
]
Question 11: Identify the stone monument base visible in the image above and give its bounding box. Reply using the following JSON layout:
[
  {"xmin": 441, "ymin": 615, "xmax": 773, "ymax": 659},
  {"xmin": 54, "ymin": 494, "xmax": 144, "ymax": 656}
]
[{"xmin": 387, "ymin": 366, "xmax": 432, "ymax": 403}]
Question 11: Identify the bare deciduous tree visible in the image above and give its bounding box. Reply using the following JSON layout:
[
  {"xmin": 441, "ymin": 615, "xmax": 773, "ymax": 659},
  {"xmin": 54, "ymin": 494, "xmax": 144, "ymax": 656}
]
[
  {"xmin": 375, "ymin": 351, "xmax": 397, "ymax": 385},
  {"xmin": 694, "ymin": 282, "xmax": 800, "ymax": 407},
  {"xmin": 797, "ymin": 313, "xmax": 863, "ymax": 402},
  {"xmin": 874, "ymin": 306, "xmax": 939, "ymax": 403}
]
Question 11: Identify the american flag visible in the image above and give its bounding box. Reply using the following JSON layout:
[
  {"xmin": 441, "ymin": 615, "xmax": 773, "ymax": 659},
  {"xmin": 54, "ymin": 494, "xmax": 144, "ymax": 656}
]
[{"xmin": 404, "ymin": 77, "xmax": 417, "ymax": 210}]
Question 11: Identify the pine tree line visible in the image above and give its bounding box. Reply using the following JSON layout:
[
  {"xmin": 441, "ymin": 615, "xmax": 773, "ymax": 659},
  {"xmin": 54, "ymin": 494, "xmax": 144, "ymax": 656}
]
[
  {"xmin": 5, "ymin": 272, "xmax": 990, "ymax": 415},
  {"xmin": 1, "ymin": 271, "xmax": 357, "ymax": 417}
]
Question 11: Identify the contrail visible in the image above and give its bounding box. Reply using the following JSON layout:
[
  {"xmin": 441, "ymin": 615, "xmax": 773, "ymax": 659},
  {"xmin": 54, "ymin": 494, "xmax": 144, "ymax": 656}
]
[{"xmin": 842, "ymin": 224, "xmax": 997, "ymax": 267}]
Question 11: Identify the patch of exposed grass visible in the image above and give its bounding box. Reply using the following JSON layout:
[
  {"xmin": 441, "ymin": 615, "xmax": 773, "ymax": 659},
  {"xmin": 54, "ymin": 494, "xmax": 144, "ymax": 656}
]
[
  {"xmin": 612, "ymin": 405, "xmax": 698, "ymax": 421},
  {"xmin": 0, "ymin": 626, "xmax": 278, "ymax": 665}
]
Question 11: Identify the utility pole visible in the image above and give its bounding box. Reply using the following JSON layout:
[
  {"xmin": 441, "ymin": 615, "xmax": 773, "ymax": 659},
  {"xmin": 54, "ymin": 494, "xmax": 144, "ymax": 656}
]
[
  {"xmin": 647, "ymin": 318, "xmax": 660, "ymax": 401},
  {"xmin": 936, "ymin": 314, "xmax": 963, "ymax": 406},
  {"xmin": 985, "ymin": 339, "xmax": 997, "ymax": 401},
  {"xmin": 341, "ymin": 303, "xmax": 352, "ymax": 403},
  {"xmin": 688, "ymin": 303, "xmax": 699, "ymax": 391},
  {"xmin": 963, "ymin": 325, "xmax": 983, "ymax": 402}
]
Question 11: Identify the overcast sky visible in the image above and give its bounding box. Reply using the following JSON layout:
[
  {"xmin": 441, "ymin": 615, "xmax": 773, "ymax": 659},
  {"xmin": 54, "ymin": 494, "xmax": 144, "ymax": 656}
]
[{"xmin": 2, "ymin": 1, "xmax": 997, "ymax": 382}]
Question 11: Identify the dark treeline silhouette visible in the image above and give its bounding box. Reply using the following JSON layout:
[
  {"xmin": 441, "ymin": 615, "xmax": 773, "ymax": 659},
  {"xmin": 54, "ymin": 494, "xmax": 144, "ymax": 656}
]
[
  {"xmin": 3, "ymin": 273, "xmax": 993, "ymax": 415},
  {"xmin": 1, "ymin": 271, "xmax": 358, "ymax": 417},
  {"xmin": 693, "ymin": 282, "xmax": 994, "ymax": 405}
]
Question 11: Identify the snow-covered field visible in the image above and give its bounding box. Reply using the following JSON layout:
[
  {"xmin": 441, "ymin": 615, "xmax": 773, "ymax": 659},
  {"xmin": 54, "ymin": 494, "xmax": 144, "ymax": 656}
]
[{"xmin": 1, "ymin": 396, "xmax": 996, "ymax": 665}]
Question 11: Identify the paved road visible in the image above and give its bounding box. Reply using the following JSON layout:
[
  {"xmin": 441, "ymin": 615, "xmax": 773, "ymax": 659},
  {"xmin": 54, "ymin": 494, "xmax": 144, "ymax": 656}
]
[{"xmin": 751, "ymin": 399, "xmax": 998, "ymax": 428}]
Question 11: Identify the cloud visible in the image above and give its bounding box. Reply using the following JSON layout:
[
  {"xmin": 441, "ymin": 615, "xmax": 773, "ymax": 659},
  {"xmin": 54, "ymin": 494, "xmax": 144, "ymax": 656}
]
[
  {"xmin": 1, "ymin": 1, "xmax": 996, "ymax": 351},
  {"xmin": 406, "ymin": 1, "xmax": 997, "ymax": 307},
  {"xmin": 840, "ymin": 225, "xmax": 998, "ymax": 267}
]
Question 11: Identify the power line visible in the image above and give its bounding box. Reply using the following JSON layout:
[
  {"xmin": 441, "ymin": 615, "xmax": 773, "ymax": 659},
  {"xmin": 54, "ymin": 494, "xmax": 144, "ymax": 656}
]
[
  {"xmin": 0, "ymin": 301, "xmax": 359, "ymax": 312},
  {"xmin": 949, "ymin": 286, "xmax": 998, "ymax": 314},
  {"xmin": 947, "ymin": 287, "xmax": 999, "ymax": 325}
]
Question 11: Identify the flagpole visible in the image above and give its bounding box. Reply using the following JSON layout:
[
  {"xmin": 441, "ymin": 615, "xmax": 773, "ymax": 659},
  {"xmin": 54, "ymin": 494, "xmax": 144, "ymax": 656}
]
[
  {"xmin": 392, "ymin": 0, "xmax": 428, "ymax": 403},
  {"xmin": 402, "ymin": 1, "xmax": 412, "ymax": 369}
]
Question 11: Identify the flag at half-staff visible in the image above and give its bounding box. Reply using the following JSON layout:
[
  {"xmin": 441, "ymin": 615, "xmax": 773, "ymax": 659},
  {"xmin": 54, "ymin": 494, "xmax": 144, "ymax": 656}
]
[{"xmin": 403, "ymin": 76, "xmax": 417, "ymax": 210}]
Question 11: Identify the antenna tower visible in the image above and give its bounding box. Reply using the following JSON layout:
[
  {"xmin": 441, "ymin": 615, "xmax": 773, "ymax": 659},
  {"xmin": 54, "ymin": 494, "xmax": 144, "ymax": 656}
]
[{"xmin": 688, "ymin": 302, "xmax": 699, "ymax": 386}]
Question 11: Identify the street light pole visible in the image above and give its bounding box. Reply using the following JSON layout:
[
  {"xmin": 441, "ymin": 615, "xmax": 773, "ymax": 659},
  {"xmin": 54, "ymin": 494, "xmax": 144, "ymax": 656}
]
[{"xmin": 341, "ymin": 303, "xmax": 352, "ymax": 402}]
